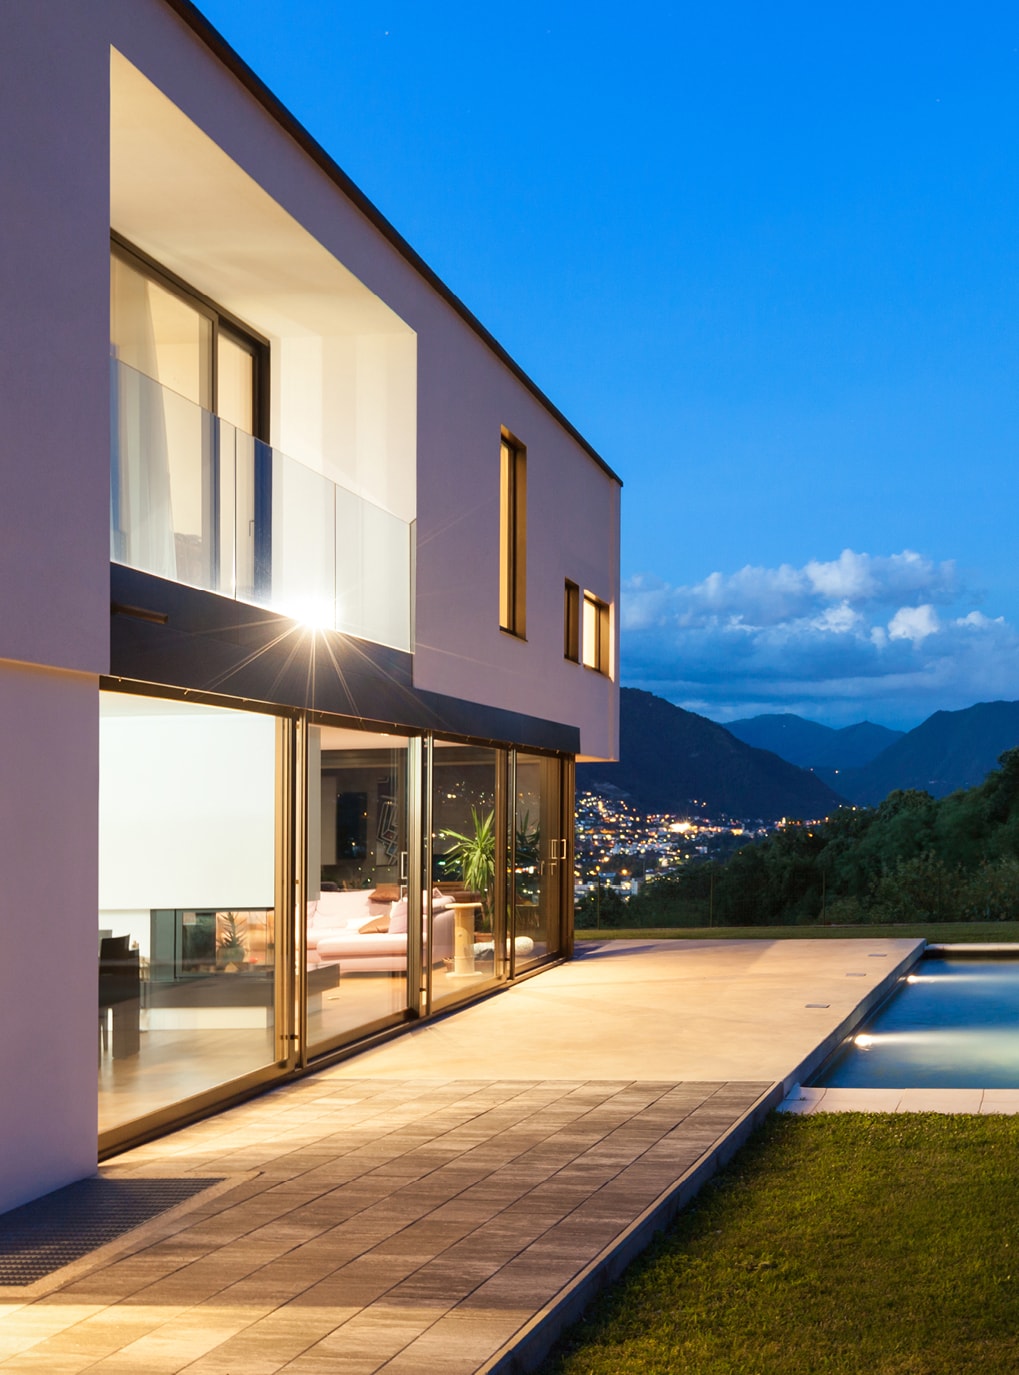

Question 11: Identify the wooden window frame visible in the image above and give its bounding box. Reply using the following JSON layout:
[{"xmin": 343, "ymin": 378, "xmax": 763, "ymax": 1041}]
[
  {"xmin": 564, "ymin": 579, "xmax": 580, "ymax": 662},
  {"xmin": 499, "ymin": 429, "xmax": 527, "ymax": 638},
  {"xmin": 582, "ymin": 591, "xmax": 611, "ymax": 675}
]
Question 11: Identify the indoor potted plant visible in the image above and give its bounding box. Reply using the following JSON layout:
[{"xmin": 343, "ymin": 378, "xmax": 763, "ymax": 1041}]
[{"xmin": 442, "ymin": 807, "xmax": 495, "ymax": 926}]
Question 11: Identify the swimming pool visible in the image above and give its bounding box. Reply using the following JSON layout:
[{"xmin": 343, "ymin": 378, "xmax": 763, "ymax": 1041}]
[{"xmin": 814, "ymin": 953, "xmax": 1019, "ymax": 1089}]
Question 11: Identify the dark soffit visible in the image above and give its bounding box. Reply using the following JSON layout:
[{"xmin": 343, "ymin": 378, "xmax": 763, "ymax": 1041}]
[{"xmin": 109, "ymin": 566, "xmax": 580, "ymax": 756}]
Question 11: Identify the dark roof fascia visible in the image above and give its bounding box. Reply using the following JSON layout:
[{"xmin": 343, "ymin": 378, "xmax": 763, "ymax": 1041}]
[
  {"xmin": 159, "ymin": 0, "xmax": 622, "ymax": 488},
  {"xmin": 108, "ymin": 565, "xmax": 581, "ymax": 756}
]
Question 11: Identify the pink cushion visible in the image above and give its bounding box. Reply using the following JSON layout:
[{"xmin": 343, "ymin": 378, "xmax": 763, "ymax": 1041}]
[{"xmin": 389, "ymin": 897, "xmax": 408, "ymax": 934}]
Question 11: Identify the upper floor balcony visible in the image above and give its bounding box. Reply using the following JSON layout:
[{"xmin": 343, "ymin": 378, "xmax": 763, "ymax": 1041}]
[
  {"xmin": 111, "ymin": 357, "xmax": 413, "ymax": 652},
  {"xmin": 109, "ymin": 48, "xmax": 418, "ymax": 656}
]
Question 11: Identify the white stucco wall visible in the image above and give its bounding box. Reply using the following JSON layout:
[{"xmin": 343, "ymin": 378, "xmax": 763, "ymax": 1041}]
[
  {"xmin": 0, "ymin": 2, "xmax": 111, "ymax": 678},
  {"xmin": 414, "ymin": 321, "xmax": 621, "ymax": 761},
  {"xmin": 0, "ymin": 664, "xmax": 99, "ymax": 1212},
  {"xmin": 0, "ymin": 1, "xmax": 112, "ymax": 1211}
]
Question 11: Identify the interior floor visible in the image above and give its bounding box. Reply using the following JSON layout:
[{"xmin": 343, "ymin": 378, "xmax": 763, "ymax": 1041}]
[
  {"xmin": 98, "ymin": 950, "xmax": 552, "ymax": 1136},
  {"xmin": 98, "ymin": 1025, "xmax": 276, "ymax": 1134}
]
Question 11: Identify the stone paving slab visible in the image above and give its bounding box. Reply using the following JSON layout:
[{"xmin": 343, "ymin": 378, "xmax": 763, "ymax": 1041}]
[
  {"xmin": 0, "ymin": 939, "xmax": 925, "ymax": 1373},
  {"xmin": 0, "ymin": 1076, "xmax": 770, "ymax": 1374}
]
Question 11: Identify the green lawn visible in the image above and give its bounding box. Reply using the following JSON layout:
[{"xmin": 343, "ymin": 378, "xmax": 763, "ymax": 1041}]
[
  {"xmin": 575, "ymin": 920, "xmax": 1019, "ymax": 943},
  {"xmin": 542, "ymin": 1113, "xmax": 1019, "ymax": 1375}
]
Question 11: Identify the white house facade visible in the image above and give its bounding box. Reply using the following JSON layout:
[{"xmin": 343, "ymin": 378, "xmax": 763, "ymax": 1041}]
[{"xmin": 0, "ymin": 0, "xmax": 620, "ymax": 1212}]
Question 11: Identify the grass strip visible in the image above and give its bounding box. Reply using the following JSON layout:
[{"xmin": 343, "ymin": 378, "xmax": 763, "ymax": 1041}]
[
  {"xmin": 575, "ymin": 920, "xmax": 1019, "ymax": 943},
  {"xmin": 542, "ymin": 1112, "xmax": 1019, "ymax": 1375}
]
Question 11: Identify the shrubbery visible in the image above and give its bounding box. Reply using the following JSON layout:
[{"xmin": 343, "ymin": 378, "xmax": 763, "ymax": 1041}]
[{"xmin": 593, "ymin": 748, "xmax": 1019, "ymax": 928}]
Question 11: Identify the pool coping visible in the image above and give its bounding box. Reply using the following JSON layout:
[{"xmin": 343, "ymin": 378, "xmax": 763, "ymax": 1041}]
[
  {"xmin": 779, "ymin": 1085, "xmax": 1019, "ymax": 1115},
  {"xmin": 776, "ymin": 938, "xmax": 926, "ymax": 1104},
  {"xmin": 781, "ymin": 940, "xmax": 1019, "ymax": 1115},
  {"xmin": 927, "ymin": 942, "xmax": 1019, "ymax": 956}
]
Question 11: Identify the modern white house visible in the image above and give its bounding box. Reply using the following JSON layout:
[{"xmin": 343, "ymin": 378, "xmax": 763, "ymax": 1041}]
[{"xmin": 0, "ymin": 0, "xmax": 620, "ymax": 1213}]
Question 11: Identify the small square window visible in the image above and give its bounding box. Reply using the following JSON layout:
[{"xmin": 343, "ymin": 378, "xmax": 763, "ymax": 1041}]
[{"xmin": 582, "ymin": 592, "xmax": 610, "ymax": 675}]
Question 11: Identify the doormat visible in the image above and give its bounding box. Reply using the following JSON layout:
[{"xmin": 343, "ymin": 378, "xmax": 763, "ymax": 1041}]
[{"xmin": 0, "ymin": 1176, "xmax": 224, "ymax": 1286}]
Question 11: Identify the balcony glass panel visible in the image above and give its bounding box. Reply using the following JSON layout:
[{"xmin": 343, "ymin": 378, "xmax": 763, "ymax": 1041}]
[
  {"xmin": 111, "ymin": 359, "xmax": 411, "ymax": 650},
  {"xmin": 269, "ymin": 451, "xmax": 336, "ymax": 630},
  {"xmin": 335, "ymin": 486, "xmax": 412, "ymax": 649}
]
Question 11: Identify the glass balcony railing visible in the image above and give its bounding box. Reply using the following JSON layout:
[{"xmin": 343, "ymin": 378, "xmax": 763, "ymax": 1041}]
[{"xmin": 110, "ymin": 359, "xmax": 413, "ymax": 651}]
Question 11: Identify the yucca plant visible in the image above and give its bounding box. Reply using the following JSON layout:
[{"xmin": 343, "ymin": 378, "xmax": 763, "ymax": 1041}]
[
  {"xmin": 217, "ymin": 911, "xmax": 247, "ymax": 966},
  {"xmin": 442, "ymin": 807, "xmax": 495, "ymax": 919}
]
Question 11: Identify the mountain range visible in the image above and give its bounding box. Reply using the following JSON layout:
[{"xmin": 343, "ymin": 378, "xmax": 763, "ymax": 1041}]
[
  {"xmin": 726, "ymin": 714, "xmax": 903, "ymax": 771},
  {"xmin": 578, "ymin": 692, "xmax": 1019, "ymax": 821},
  {"xmin": 577, "ymin": 689, "xmax": 844, "ymax": 821},
  {"xmin": 814, "ymin": 700, "xmax": 1019, "ymax": 805}
]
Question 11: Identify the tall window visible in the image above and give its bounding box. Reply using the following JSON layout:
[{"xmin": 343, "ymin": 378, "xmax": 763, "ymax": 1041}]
[
  {"xmin": 98, "ymin": 690, "xmax": 281, "ymax": 1142},
  {"xmin": 564, "ymin": 580, "xmax": 580, "ymax": 662},
  {"xmin": 499, "ymin": 430, "xmax": 527, "ymax": 637},
  {"xmin": 110, "ymin": 239, "xmax": 266, "ymax": 437},
  {"xmin": 110, "ymin": 238, "xmax": 268, "ymax": 597},
  {"xmin": 582, "ymin": 591, "xmax": 611, "ymax": 674}
]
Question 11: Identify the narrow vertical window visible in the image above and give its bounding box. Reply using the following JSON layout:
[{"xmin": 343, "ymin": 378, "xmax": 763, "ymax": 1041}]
[
  {"xmin": 582, "ymin": 592, "xmax": 611, "ymax": 674},
  {"xmin": 564, "ymin": 580, "xmax": 580, "ymax": 661},
  {"xmin": 499, "ymin": 430, "xmax": 527, "ymax": 637}
]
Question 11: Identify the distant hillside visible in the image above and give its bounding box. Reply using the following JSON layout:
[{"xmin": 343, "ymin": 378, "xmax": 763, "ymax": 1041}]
[
  {"xmin": 837, "ymin": 700, "xmax": 1019, "ymax": 805},
  {"xmin": 578, "ymin": 689, "xmax": 845, "ymax": 821},
  {"xmin": 727, "ymin": 713, "xmax": 903, "ymax": 770}
]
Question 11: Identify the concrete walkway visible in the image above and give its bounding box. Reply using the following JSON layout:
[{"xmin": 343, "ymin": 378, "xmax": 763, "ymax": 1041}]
[{"xmin": 0, "ymin": 938, "xmax": 920, "ymax": 1374}]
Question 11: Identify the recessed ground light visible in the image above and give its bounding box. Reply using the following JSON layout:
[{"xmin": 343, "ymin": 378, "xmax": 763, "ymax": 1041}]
[
  {"xmin": 846, "ymin": 972, "xmax": 866, "ymax": 977},
  {"xmin": 805, "ymin": 1002, "xmax": 830, "ymax": 1008},
  {"xmin": 868, "ymin": 953, "xmax": 888, "ymax": 958}
]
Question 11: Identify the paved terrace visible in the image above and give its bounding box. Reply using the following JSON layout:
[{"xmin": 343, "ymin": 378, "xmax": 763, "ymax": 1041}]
[{"xmin": 0, "ymin": 937, "xmax": 921, "ymax": 1374}]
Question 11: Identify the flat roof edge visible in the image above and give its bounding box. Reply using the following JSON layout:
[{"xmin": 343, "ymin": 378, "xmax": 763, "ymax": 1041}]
[{"xmin": 161, "ymin": 0, "xmax": 622, "ymax": 487}]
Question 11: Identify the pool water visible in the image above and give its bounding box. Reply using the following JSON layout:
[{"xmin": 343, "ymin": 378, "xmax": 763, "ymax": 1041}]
[{"xmin": 815, "ymin": 955, "xmax": 1019, "ymax": 1089}]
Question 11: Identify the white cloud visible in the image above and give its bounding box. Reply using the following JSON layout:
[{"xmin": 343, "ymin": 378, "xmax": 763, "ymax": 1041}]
[
  {"xmin": 622, "ymin": 548, "xmax": 960, "ymax": 638},
  {"xmin": 804, "ymin": 549, "xmax": 956, "ymax": 606},
  {"xmin": 621, "ymin": 549, "xmax": 1016, "ymax": 727},
  {"xmin": 811, "ymin": 601, "xmax": 862, "ymax": 634},
  {"xmin": 887, "ymin": 604, "xmax": 939, "ymax": 642}
]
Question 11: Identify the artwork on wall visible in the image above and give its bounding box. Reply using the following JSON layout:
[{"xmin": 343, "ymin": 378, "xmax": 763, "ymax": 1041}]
[{"xmin": 377, "ymin": 775, "xmax": 398, "ymax": 862}]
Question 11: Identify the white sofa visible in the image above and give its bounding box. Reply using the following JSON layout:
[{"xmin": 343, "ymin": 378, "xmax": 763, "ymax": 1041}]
[{"xmin": 307, "ymin": 889, "xmax": 456, "ymax": 973}]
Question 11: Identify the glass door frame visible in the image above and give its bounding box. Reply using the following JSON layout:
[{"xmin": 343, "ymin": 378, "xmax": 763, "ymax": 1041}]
[
  {"xmin": 296, "ymin": 713, "xmax": 421, "ymax": 1065},
  {"xmin": 507, "ymin": 750, "xmax": 572, "ymax": 980},
  {"xmin": 423, "ymin": 735, "xmax": 510, "ymax": 1017},
  {"xmin": 97, "ymin": 681, "xmax": 298, "ymax": 1161}
]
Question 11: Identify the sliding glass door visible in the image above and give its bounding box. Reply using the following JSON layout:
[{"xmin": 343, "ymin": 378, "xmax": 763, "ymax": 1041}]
[
  {"xmin": 303, "ymin": 725, "xmax": 412, "ymax": 1055},
  {"xmin": 428, "ymin": 742, "xmax": 505, "ymax": 1011},
  {"xmin": 98, "ymin": 688, "xmax": 572, "ymax": 1145},
  {"xmin": 98, "ymin": 691, "xmax": 285, "ymax": 1142},
  {"xmin": 511, "ymin": 753, "xmax": 567, "ymax": 972}
]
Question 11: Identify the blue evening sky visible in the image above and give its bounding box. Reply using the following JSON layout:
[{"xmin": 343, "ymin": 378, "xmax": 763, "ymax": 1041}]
[{"xmin": 198, "ymin": 1, "xmax": 1019, "ymax": 729}]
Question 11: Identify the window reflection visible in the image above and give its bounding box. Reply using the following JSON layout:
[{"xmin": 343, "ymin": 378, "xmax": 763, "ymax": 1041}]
[
  {"xmin": 98, "ymin": 692, "xmax": 279, "ymax": 1136},
  {"xmin": 304, "ymin": 726, "xmax": 410, "ymax": 1053},
  {"xmin": 430, "ymin": 743, "xmax": 503, "ymax": 1009}
]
